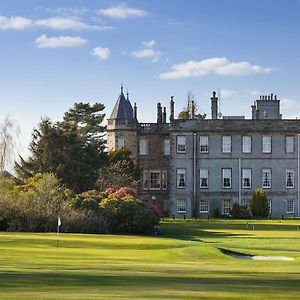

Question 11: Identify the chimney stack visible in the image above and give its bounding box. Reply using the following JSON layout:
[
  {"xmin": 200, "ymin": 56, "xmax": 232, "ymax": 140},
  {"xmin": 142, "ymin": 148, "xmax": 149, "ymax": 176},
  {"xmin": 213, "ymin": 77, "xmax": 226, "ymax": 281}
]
[
  {"xmin": 211, "ymin": 91, "xmax": 218, "ymax": 120},
  {"xmin": 163, "ymin": 107, "xmax": 167, "ymax": 123},
  {"xmin": 133, "ymin": 102, "xmax": 137, "ymax": 120},
  {"xmin": 157, "ymin": 103, "xmax": 162, "ymax": 124},
  {"xmin": 191, "ymin": 101, "xmax": 195, "ymax": 119},
  {"xmin": 170, "ymin": 96, "xmax": 174, "ymax": 121}
]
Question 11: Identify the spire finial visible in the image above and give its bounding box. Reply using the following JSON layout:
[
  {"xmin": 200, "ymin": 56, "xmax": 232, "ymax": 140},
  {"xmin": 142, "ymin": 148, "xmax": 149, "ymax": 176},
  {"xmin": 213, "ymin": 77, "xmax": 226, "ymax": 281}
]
[{"xmin": 121, "ymin": 83, "xmax": 123, "ymax": 93}]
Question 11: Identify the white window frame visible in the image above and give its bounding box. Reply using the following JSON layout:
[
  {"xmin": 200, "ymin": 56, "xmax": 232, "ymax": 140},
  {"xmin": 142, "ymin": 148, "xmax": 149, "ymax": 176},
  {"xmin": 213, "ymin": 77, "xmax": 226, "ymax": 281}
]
[
  {"xmin": 177, "ymin": 169, "xmax": 186, "ymax": 189},
  {"xmin": 149, "ymin": 170, "xmax": 161, "ymax": 190},
  {"xmin": 222, "ymin": 168, "xmax": 232, "ymax": 189},
  {"xmin": 262, "ymin": 168, "xmax": 271, "ymax": 188},
  {"xmin": 177, "ymin": 199, "xmax": 187, "ymax": 213},
  {"xmin": 268, "ymin": 199, "xmax": 272, "ymax": 214},
  {"xmin": 286, "ymin": 136, "xmax": 294, "ymax": 153},
  {"xmin": 286, "ymin": 199, "xmax": 294, "ymax": 214},
  {"xmin": 139, "ymin": 139, "xmax": 148, "ymax": 155},
  {"xmin": 262, "ymin": 136, "xmax": 272, "ymax": 153},
  {"xmin": 117, "ymin": 137, "xmax": 125, "ymax": 149},
  {"xmin": 199, "ymin": 169, "xmax": 209, "ymax": 189},
  {"xmin": 143, "ymin": 171, "xmax": 148, "ymax": 190},
  {"xmin": 222, "ymin": 136, "xmax": 232, "ymax": 153},
  {"xmin": 199, "ymin": 199, "xmax": 209, "ymax": 213},
  {"xmin": 286, "ymin": 169, "xmax": 295, "ymax": 189},
  {"xmin": 199, "ymin": 136, "xmax": 209, "ymax": 153},
  {"xmin": 164, "ymin": 139, "xmax": 170, "ymax": 155},
  {"xmin": 162, "ymin": 170, "xmax": 167, "ymax": 190},
  {"xmin": 242, "ymin": 168, "xmax": 252, "ymax": 189},
  {"xmin": 176, "ymin": 136, "xmax": 186, "ymax": 153},
  {"xmin": 242, "ymin": 136, "xmax": 252, "ymax": 153},
  {"xmin": 223, "ymin": 199, "xmax": 231, "ymax": 215}
]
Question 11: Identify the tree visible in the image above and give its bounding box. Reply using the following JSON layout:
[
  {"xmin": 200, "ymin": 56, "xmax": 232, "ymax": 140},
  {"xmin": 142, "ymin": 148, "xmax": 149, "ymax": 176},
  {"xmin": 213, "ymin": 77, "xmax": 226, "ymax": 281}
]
[
  {"xmin": 97, "ymin": 148, "xmax": 140, "ymax": 190},
  {"xmin": 177, "ymin": 91, "xmax": 206, "ymax": 120},
  {"xmin": 15, "ymin": 102, "xmax": 107, "ymax": 192},
  {"xmin": 0, "ymin": 117, "xmax": 20, "ymax": 172},
  {"xmin": 250, "ymin": 188, "xmax": 269, "ymax": 217}
]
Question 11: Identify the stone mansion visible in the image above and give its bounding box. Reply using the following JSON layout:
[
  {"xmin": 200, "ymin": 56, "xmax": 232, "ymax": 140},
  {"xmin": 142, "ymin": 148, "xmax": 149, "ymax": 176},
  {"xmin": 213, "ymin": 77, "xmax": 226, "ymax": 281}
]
[{"xmin": 107, "ymin": 87, "xmax": 300, "ymax": 218}]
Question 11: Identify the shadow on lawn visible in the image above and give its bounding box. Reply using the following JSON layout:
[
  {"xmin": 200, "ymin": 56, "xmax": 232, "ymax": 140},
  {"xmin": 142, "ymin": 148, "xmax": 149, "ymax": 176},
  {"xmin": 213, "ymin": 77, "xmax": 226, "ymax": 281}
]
[{"xmin": 0, "ymin": 271, "xmax": 299, "ymax": 295}]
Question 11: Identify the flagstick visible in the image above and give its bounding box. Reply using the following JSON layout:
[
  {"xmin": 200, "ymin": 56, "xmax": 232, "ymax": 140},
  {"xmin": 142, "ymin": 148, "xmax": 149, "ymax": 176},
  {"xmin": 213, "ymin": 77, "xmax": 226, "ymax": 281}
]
[{"xmin": 56, "ymin": 222, "xmax": 60, "ymax": 248}]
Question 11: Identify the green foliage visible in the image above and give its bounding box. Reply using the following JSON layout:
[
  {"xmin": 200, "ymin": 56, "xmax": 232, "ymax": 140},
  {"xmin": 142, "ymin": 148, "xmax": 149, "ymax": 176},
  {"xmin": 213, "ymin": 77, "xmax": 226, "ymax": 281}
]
[
  {"xmin": 231, "ymin": 203, "xmax": 251, "ymax": 219},
  {"xmin": 177, "ymin": 92, "xmax": 206, "ymax": 120},
  {"xmin": 15, "ymin": 101, "xmax": 107, "ymax": 192},
  {"xmin": 0, "ymin": 173, "xmax": 101, "ymax": 233},
  {"xmin": 100, "ymin": 196, "xmax": 158, "ymax": 233},
  {"xmin": 250, "ymin": 188, "xmax": 269, "ymax": 217},
  {"xmin": 212, "ymin": 207, "xmax": 221, "ymax": 218},
  {"xmin": 97, "ymin": 148, "xmax": 140, "ymax": 190}
]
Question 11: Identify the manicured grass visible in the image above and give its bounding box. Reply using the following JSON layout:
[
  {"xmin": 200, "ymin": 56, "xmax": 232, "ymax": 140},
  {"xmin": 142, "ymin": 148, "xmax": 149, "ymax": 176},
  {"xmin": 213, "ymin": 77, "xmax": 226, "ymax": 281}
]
[{"xmin": 1, "ymin": 219, "xmax": 300, "ymax": 299}]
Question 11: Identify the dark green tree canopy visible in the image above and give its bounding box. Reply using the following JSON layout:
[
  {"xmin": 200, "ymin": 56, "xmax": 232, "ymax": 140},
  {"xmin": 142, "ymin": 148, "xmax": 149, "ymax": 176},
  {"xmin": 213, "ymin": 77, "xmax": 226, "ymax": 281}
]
[{"xmin": 15, "ymin": 102, "xmax": 107, "ymax": 193}]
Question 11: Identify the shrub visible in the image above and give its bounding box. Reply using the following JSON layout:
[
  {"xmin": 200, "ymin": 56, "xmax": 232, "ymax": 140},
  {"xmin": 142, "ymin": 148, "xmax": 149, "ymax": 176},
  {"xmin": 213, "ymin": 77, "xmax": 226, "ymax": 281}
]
[
  {"xmin": 212, "ymin": 207, "xmax": 221, "ymax": 218},
  {"xmin": 99, "ymin": 195, "xmax": 158, "ymax": 234},
  {"xmin": 231, "ymin": 203, "xmax": 251, "ymax": 219},
  {"xmin": 250, "ymin": 188, "xmax": 269, "ymax": 217}
]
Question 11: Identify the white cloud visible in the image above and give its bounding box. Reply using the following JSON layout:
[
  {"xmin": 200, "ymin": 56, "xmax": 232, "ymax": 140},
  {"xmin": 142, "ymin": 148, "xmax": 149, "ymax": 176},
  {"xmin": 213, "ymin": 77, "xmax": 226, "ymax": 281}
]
[
  {"xmin": 91, "ymin": 47, "xmax": 110, "ymax": 60},
  {"xmin": 159, "ymin": 57, "xmax": 273, "ymax": 80},
  {"xmin": 98, "ymin": 4, "xmax": 148, "ymax": 19},
  {"xmin": 281, "ymin": 98, "xmax": 297, "ymax": 109},
  {"xmin": 0, "ymin": 16, "xmax": 32, "ymax": 30},
  {"xmin": 142, "ymin": 40, "xmax": 156, "ymax": 48},
  {"xmin": 35, "ymin": 34, "xmax": 88, "ymax": 48},
  {"xmin": 131, "ymin": 40, "xmax": 161, "ymax": 62},
  {"xmin": 0, "ymin": 15, "xmax": 113, "ymax": 31},
  {"xmin": 34, "ymin": 6, "xmax": 89, "ymax": 15}
]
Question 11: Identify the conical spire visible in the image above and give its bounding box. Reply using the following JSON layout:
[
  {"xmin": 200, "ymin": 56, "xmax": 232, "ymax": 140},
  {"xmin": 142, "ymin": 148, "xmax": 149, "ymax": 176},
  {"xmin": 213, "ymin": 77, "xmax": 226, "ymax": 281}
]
[{"xmin": 110, "ymin": 86, "xmax": 134, "ymax": 119}]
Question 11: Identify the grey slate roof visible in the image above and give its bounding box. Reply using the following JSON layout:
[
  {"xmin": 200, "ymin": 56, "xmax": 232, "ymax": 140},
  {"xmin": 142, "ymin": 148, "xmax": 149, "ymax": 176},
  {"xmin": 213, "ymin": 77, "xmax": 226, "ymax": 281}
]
[{"xmin": 110, "ymin": 88, "xmax": 134, "ymax": 119}]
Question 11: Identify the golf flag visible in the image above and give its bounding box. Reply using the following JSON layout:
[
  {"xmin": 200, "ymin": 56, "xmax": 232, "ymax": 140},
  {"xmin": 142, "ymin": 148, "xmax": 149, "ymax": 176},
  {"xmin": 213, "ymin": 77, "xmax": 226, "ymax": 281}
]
[{"xmin": 58, "ymin": 217, "xmax": 61, "ymax": 227}]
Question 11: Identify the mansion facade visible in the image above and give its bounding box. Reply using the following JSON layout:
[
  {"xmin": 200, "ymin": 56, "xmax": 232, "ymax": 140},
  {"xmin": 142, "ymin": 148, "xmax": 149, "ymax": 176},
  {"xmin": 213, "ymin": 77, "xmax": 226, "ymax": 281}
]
[{"xmin": 107, "ymin": 87, "xmax": 300, "ymax": 218}]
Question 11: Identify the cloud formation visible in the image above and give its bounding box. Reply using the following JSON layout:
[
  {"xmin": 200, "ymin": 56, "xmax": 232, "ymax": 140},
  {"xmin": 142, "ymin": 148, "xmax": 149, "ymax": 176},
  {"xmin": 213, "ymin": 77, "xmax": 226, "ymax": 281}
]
[
  {"xmin": 91, "ymin": 47, "xmax": 110, "ymax": 60},
  {"xmin": 159, "ymin": 57, "xmax": 273, "ymax": 79},
  {"xmin": 98, "ymin": 4, "xmax": 148, "ymax": 19},
  {"xmin": 131, "ymin": 40, "xmax": 161, "ymax": 62},
  {"xmin": 35, "ymin": 34, "xmax": 88, "ymax": 48},
  {"xmin": 0, "ymin": 16, "xmax": 113, "ymax": 31}
]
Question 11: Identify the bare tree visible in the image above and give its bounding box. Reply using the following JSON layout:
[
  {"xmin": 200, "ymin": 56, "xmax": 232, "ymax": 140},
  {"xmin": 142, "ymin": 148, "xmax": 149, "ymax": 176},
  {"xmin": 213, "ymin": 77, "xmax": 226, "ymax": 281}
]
[{"xmin": 0, "ymin": 117, "xmax": 20, "ymax": 172}]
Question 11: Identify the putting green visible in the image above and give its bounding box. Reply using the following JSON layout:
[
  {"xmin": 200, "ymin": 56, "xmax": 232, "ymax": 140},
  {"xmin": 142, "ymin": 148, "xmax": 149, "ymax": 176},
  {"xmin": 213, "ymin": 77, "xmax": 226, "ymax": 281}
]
[{"xmin": 1, "ymin": 219, "xmax": 300, "ymax": 299}]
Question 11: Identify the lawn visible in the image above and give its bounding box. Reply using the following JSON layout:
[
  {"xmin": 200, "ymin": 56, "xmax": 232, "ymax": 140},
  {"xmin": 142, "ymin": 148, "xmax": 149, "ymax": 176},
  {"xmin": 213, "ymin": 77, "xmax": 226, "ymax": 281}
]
[{"xmin": 1, "ymin": 219, "xmax": 300, "ymax": 299}]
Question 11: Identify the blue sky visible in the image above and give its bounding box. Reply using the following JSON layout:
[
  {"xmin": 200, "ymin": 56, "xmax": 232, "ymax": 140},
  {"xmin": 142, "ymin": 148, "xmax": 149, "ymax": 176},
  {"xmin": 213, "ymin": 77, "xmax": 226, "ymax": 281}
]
[{"xmin": 1, "ymin": 0, "xmax": 300, "ymax": 160}]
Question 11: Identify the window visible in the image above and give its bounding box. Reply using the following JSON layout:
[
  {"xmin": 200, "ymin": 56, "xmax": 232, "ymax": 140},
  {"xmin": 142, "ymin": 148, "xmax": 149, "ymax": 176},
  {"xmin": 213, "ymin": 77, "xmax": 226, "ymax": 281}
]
[
  {"xmin": 222, "ymin": 168, "xmax": 232, "ymax": 188},
  {"xmin": 286, "ymin": 136, "xmax": 294, "ymax": 153},
  {"xmin": 199, "ymin": 199, "xmax": 209, "ymax": 213},
  {"xmin": 117, "ymin": 137, "xmax": 124, "ymax": 149},
  {"xmin": 268, "ymin": 199, "xmax": 272, "ymax": 214},
  {"xmin": 262, "ymin": 168, "xmax": 271, "ymax": 188},
  {"xmin": 241, "ymin": 199, "xmax": 250, "ymax": 208},
  {"xmin": 177, "ymin": 199, "xmax": 187, "ymax": 213},
  {"xmin": 177, "ymin": 136, "xmax": 186, "ymax": 153},
  {"xmin": 223, "ymin": 199, "xmax": 231, "ymax": 215},
  {"xmin": 164, "ymin": 139, "xmax": 170, "ymax": 155},
  {"xmin": 199, "ymin": 136, "xmax": 209, "ymax": 153},
  {"xmin": 177, "ymin": 169, "xmax": 186, "ymax": 188},
  {"xmin": 162, "ymin": 171, "xmax": 167, "ymax": 190},
  {"xmin": 286, "ymin": 169, "xmax": 295, "ymax": 188},
  {"xmin": 286, "ymin": 200, "xmax": 294, "ymax": 214},
  {"xmin": 150, "ymin": 171, "xmax": 161, "ymax": 190},
  {"xmin": 242, "ymin": 136, "xmax": 252, "ymax": 153},
  {"xmin": 200, "ymin": 169, "xmax": 208, "ymax": 188},
  {"xmin": 143, "ymin": 171, "xmax": 148, "ymax": 190},
  {"xmin": 139, "ymin": 139, "xmax": 148, "ymax": 155},
  {"xmin": 242, "ymin": 169, "xmax": 252, "ymax": 188},
  {"xmin": 262, "ymin": 136, "xmax": 272, "ymax": 153},
  {"xmin": 222, "ymin": 136, "xmax": 232, "ymax": 153}
]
